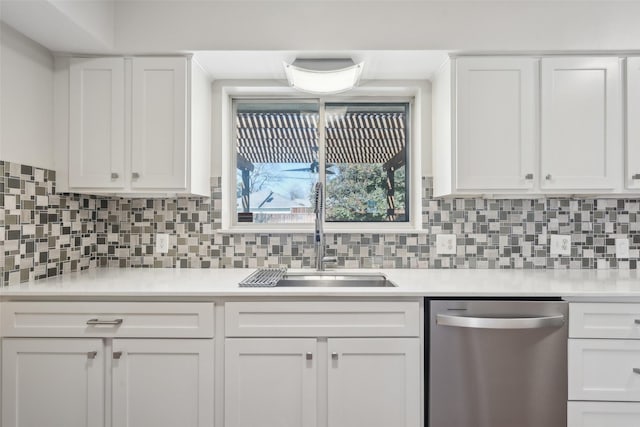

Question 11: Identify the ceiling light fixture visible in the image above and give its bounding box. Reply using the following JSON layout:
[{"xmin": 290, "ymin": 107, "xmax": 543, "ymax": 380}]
[{"xmin": 284, "ymin": 58, "xmax": 364, "ymax": 95}]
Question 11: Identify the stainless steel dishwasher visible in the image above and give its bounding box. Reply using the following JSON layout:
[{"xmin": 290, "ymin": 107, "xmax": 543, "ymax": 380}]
[{"xmin": 429, "ymin": 299, "xmax": 568, "ymax": 427}]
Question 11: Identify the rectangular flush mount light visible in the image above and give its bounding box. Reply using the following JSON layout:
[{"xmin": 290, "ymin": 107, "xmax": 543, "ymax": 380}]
[{"xmin": 284, "ymin": 58, "xmax": 364, "ymax": 94}]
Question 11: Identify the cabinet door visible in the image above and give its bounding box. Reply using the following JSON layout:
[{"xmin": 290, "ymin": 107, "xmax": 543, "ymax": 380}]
[
  {"xmin": 225, "ymin": 338, "xmax": 317, "ymax": 427},
  {"xmin": 455, "ymin": 57, "xmax": 537, "ymax": 190},
  {"xmin": 111, "ymin": 339, "xmax": 214, "ymax": 427},
  {"xmin": 1, "ymin": 338, "xmax": 105, "ymax": 427},
  {"xmin": 569, "ymin": 339, "xmax": 640, "ymax": 402},
  {"xmin": 69, "ymin": 57, "xmax": 125, "ymax": 189},
  {"xmin": 541, "ymin": 57, "xmax": 621, "ymax": 190},
  {"xmin": 327, "ymin": 338, "xmax": 420, "ymax": 427},
  {"xmin": 568, "ymin": 402, "xmax": 640, "ymax": 427},
  {"xmin": 627, "ymin": 57, "xmax": 640, "ymax": 190},
  {"xmin": 131, "ymin": 57, "xmax": 187, "ymax": 190}
]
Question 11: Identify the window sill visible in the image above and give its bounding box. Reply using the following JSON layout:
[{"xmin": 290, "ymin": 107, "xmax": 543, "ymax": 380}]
[{"xmin": 215, "ymin": 226, "xmax": 428, "ymax": 235}]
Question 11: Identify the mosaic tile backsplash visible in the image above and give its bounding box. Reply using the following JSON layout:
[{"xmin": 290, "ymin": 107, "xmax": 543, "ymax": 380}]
[
  {"xmin": 1, "ymin": 161, "xmax": 97, "ymax": 286},
  {"xmin": 3, "ymin": 160, "xmax": 640, "ymax": 285}
]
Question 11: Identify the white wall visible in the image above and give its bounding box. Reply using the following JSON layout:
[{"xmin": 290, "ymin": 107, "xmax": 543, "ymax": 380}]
[
  {"xmin": 0, "ymin": 23, "xmax": 54, "ymax": 169},
  {"xmin": 114, "ymin": 1, "xmax": 640, "ymax": 52}
]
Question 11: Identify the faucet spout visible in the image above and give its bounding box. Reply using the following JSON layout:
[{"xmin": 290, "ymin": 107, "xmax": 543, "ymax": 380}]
[{"xmin": 314, "ymin": 182, "xmax": 326, "ymax": 271}]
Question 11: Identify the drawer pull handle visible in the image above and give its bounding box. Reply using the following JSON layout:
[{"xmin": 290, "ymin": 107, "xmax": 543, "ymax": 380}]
[
  {"xmin": 633, "ymin": 174, "xmax": 640, "ymax": 180},
  {"xmin": 132, "ymin": 172, "xmax": 140, "ymax": 179},
  {"xmin": 111, "ymin": 172, "xmax": 119, "ymax": 179},
  {"xmin": 113, "ymin": 351, "xmax": 123, "ymax": 360},
  {"xmin": 635, "ymin": 319, "xmax": 640, "ymax": 325},
  {"xmin": 306, "ymin": 352, "xmax": 312, "ymax": 361},
  {"xmin": 86, "ymin": 318, "xmax": 123, "ymax": 326},
  {"xmin": 634, "ymin": 368, "xmax": 640, "ymax": 375},
  {"xmin": 87, "ymin": 351, "xmax": 98, "ymax": 359},
  {"xmin": 525, "ymin": 173, "xmax": 534, "ymax": 180},
  {"xmin": 545, "ymin": 174, "xmax": 552, "ymax": 180},
  {"xmin": 331, "ymin": 352, "xmax": 339, "ymax": 361}
]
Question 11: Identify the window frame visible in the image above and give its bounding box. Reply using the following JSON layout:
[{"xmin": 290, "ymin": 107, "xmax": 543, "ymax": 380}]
[{"xmin": 220, "ymin": 85, "xmax": 424, "ymax": 234}]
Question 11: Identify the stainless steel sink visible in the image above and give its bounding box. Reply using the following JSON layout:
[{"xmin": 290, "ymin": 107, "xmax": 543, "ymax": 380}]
[{"xmin": 276, "ymin": 273, "xmax": 396, "ymax": 287}]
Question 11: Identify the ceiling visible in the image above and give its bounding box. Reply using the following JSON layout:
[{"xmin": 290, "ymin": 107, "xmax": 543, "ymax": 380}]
[
  {"xmin": 0, "ymin": 1, "xmax": 448, "ymax": 80},
  {"xmin": 3, "ymin": 0, "xmax": 640, "ymax": 80}
]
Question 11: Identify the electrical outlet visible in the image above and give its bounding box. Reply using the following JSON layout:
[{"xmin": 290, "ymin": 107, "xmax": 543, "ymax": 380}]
[
  {"xmin": 436, "ymin": 234, "xmax": 457, "ymax": 255},
  {"xmin": 616, "ymin": 238, "xmax": 630, "ymax": 258},
  {"xmin": 550, "ymin": 234, "xmax": 571, "ymax": 256},
  {"xmin": 155, "ymin": 233, "xmax": 170, "ymax": 254}
]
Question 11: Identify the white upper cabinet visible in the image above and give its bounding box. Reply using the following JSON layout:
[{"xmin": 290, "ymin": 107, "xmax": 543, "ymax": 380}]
[
  {"xmin": 433, "ymin": 55, "xmax": 626, "ymax": 197},
  {"xmin": 540, "ymin": 57, "xmax": 622, "ymax": 191},
  {"xmin": 131, "ymin": 57, "xmax": 187, "ymax": 190},
  {"xmin": 69, "ymin": 57, "xmax": 125, "ymax": 189},
  {"xmin": 627, "ymin": 57, "xmax": 640, "ymax": 190},
  {"xmin": 58, "ymin": 56, "xmax": 210, "ymax": 196},
  {"xmin": 454, "ymin": 57, "xmax": 537, "ymax": 191}
]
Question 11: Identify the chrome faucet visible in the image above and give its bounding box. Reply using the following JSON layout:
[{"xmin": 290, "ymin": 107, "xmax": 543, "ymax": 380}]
[{"xmin": 314, "ymin": 182, "xmax": 337, "ymax": 271}]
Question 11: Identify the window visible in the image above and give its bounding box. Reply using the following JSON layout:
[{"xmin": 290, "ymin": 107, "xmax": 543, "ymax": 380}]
[
  {"xmin": 235, "ymin": 101, "xmax": 319, "ymax": 225},
  {"xmin": 324, "ymin": 103, "xmax": 408, "ymax": 222},
  {"xmin": 230, "ymin": 97, "xmax": 414, "ymax": 230}
]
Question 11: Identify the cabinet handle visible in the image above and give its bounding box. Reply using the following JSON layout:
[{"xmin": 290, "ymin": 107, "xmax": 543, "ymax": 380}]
[
  {"xmin": 132, "ymin": 172, "xmax": 140, "ymax": 179},
  {"xmin": 111, "ymin": 173, "xmax": 119, "ymax": 179},
  {"xmin": 113, "ymin": 351, "xmax": 123, "ymax": 360},
  {"xmin": 331, "ymin": 352, "xmax": 338, "ymax": 361},
  {"xmin": 633, "ymin": 174, "xmax": 640, "ymax": 180},
  {"xmin": 86, "ymin": 318, "xmax": 123, "ymax": 326},
  {"xmin": 634, "ymin": 319, "xmax": 640, "ymax": 325},
  {"xmin": 525, "ymin": 173, "xmax": 534, "ymax": 180},
  {"xmin": 306, "ymin": 352, "xmax": 312, "ymax": 361},
  {"xmin": 87, "ymin": 351, "xmax": 98, "ymax": 359},
  {"xmin": 634, "ymin": 368, "xmax": 640, "ymax": 375},
  {"xmin": 545, "ymin": 174, "xmax": 552, "ymax": 180}
]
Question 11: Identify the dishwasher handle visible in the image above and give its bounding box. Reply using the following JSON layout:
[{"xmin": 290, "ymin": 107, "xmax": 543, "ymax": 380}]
[{"xmin": 436, "ymin": 313, "xmax": 565, "ymax": 329}]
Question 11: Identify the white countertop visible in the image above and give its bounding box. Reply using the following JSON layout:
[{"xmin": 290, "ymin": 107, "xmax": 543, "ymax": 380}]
[{"xmin": 2, "ymin": 268, "xmax": 640, "ymax": 299}]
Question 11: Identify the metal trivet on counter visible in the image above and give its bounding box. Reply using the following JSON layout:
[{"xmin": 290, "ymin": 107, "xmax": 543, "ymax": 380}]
[{"xmin": 239, "ymin": 267, "xmax": 287, "ymax": 287}]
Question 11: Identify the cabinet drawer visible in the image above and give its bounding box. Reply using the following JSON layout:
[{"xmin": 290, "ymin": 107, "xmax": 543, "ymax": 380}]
[
  {"xmin": 0, "ymin": 302, "xmax": 214, "ymax": 338},
  {"xmin": 569, "ymin": 339, "xmax": 640, "ymax": 401},
  {"xmin": 225, "ymin": 301, "xmax": 420, "ymax": 337},
  {"xmin": 568, "ymin": 402, "xmax": 640, "ymax": 427},
  {"xmin": 570, "ymin": 303, "xmax": 640, "ymax": 339}
]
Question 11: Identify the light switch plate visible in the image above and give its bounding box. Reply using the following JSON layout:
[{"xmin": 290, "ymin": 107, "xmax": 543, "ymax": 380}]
[
  {"xmin": 615, "ymin": 238, "xmax": 630, "ymax": 258},
  {"xmin": 550, "ymin": 234, "xmax": 571, "ymax": 256},
  {"xmin": 436, "ymin": 234, "xmax": 457, "ymax": 255},
  {"xmin": 155, "ymin": 233, "xmax": 170, "ymax": 254}
]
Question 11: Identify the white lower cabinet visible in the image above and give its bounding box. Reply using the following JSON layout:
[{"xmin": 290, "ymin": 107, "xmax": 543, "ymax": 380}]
[
  {"xmin": 2, "ymin": 338, "xmax": 105, "ymax": 427},
  {"xmin": 1, "ymin": 299, "xmax": 421, "ymax": 427},
  {"xmin": 569, "ymin": 339, "xmax": 640, "ymax": 402},
  {"xmin": 568, "ymin": 303, "xmax": 640, "ymax": 426},
  {"xmin": 327, "ymin": 338, "xmax": 420, "ymax": 427},
  {"xmin": 0, "ymin": 301, "xmax": 216, "ymax": 427},
  {"xmin": 225, "ymin": 337, "xmax": 420, "ymax": 427},
  {"xmin": 111, "ymin": 339, "xmax": 214, "ymax": 427},
  {"xmin": 2, "ymin": 337, "xmax": 214, "ymax": 427},
  {"xmin": 224, "ymin": 300, "xmax": 422, "ymax": 427},
  {"xmin": 568, "ymin": 402, "xmax": 640, "ymax": 427},
  {"xmin": 225, "ymin": 338, "xmax": 318, "ymax": 427}
]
